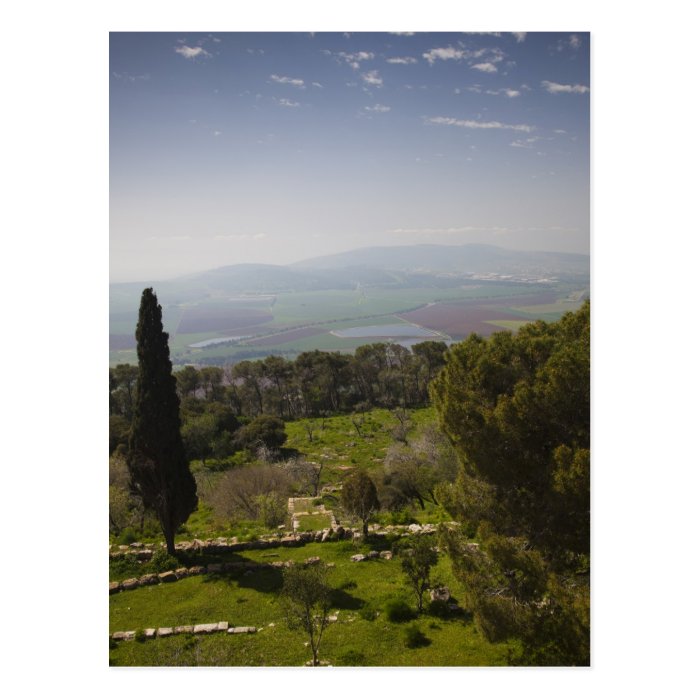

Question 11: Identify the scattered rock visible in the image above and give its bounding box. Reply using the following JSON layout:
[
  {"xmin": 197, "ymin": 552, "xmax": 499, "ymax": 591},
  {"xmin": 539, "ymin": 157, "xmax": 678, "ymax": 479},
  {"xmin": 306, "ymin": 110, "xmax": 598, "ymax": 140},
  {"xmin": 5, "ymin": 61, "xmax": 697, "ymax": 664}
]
[
  {"xmin": 305, "ymin": 556, "xmax": 321, "ymax": 566},
  {"xmin": 144, "ymin": 628, "xmax": 156, "ymax": 639},
  {"xmin": 109, "ymin": 582, "xmax": 121, "ymax": 594},
  {"xmin": 158, "ymin": 571, "xmax": 177, "ymax": 583},
  {"xmin": 430, "ymin": 586, "xmax": 450, "ymax": 603},
  {"xmin": 121, "ymin": 578, "xmax": 139, "ymax": 590},
  {"xmin": 328, "ymin": 615, "xmax": 338, "ymax": 623},
  {"xmin": 379, "ymin": 551, "xmax": 393, "ymax": 560},
  {"xmin": 217, "ymin": 621, "xmax": 229, "ymax": 631},
  {"xmin": 175, "ymin": 567, "xmax": 189, "ymax": 578},
  {"xmin": 408, "ymin": 524, "xmax": 422, "ymax": 533},
  {"xmin": 138, "ymin": 574, "xmax": 159, "ymax": 586},
  {"xmin": 366, "ymin": 551, "xmax": 379, "ymax": 559},
  {"xmin": 157, "ymin": 627, "xmax": 174, "ymax": 637},
  {"xmin": 188, "ymin": 565, "xmax": 206, "ymax": 576},
  {"xmin": 174, "ymin": 625, "xmax": 194, "ymax": 634},
  {"xmin": 350, "ymin": 554, "xmax": 366, "ymax": 562}
]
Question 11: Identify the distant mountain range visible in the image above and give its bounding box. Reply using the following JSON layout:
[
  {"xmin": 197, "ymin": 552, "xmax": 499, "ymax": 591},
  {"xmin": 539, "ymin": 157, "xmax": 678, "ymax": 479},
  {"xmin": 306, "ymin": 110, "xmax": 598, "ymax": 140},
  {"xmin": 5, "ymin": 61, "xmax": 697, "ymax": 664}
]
[{"xmin": 111, "ymin": 244, "xmax": 589, "ymax": 305}]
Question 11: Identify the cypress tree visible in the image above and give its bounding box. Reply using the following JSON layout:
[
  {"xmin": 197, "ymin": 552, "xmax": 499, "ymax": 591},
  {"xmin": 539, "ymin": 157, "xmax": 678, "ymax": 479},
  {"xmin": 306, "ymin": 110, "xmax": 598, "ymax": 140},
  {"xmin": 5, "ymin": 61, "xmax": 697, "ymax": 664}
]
[{"xmin": 127, "ymin": 288, "xmax": 197, "ymax": 554}]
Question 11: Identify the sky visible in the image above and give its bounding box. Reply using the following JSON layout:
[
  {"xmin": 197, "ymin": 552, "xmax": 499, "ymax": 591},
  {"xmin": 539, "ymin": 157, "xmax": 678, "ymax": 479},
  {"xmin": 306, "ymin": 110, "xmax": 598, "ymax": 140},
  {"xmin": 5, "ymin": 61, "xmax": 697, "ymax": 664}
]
[{"xmin": 110, "ymin": 31, "xmax": 589, "ymax": 282}]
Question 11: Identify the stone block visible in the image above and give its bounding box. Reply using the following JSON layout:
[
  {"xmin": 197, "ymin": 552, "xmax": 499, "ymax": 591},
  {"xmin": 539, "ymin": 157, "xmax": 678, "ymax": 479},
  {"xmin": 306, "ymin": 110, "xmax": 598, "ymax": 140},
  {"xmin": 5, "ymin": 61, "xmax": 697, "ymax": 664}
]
[
  {"xmin": 379, "ymin": 551, "xmax": 393, "ymax": 560},
  {"xmin": 194, "ymin": 623, "xmax": 219, "ymax": 634},
  {"xmin": 350, "ymin": 554, "xmax": 366, "ymax": 562},
  {"xmin": 109, "ymin": 582, "xmax": 121, "ymax": 594},
  {"xmin": 305, "ymin": 556, "xmax": 321, "ymax": 566},
  {"xmin": 157, "ymin": 627, "xmax": 174, "ymax": 637},
  {"xmin": 138, "ymin": 574, "xmax": 159, "ymax": 586},
  {"xmin": 158, "ymin": 570, "xmax": 177, "ymax": 583},
  {"xmin": 228, "ymin": 626, "xmax": 257, "ymax": 634},
  {"xmin": 121, "ymin": 578, "xmax": 139, "ymax": 590},
  {"xmin": 174, "ymin": 625, "xmax": 194, "ymax": 634},
  {"xmin": 217, "ymin": 621, "xmax": 229, "ymax": 631},
  {"xmin": 144, "ymin": 628, "xmax": 156, "ymax": 639}
]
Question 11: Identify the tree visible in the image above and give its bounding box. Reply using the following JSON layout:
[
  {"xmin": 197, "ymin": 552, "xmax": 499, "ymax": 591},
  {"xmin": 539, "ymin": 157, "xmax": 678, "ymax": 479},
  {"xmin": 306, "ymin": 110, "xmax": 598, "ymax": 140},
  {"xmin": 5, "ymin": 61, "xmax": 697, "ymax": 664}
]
[
  {"xmin": 280, "ymin": 563, "xmax": 333, "ymax": 666},
  {"xmin": 127, "ymin": 288, "xmax": 198, "ymax": 555},
  {"xmin": 431, "ymin": 302, "xmax": 590, "ymax": 665},
  {"xmin": 341, "ymin": 470, "xmax": 379, "ymax": 537},
  {"xmin": 236, "ymin": 414, "xmax": 287, "ymax": 453},
  {"xmin": 400, "ymin": 535, "xmax": 439, "ymax": 613}
]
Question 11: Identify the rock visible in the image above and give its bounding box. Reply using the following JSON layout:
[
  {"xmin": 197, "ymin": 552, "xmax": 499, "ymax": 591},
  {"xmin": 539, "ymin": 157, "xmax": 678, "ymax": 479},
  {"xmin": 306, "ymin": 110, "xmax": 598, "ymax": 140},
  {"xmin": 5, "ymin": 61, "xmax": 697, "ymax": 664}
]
[
  {"xmin": 111, "ymin": 631, "xmax": 130, "ymax": 641},
  {"xmin": 379, "ymin": 551, "xmax": 393, "ymax": 560},
  {"xmin": 158, "ymin": 571, "xmax": 177, "ymax": 583},
  {"xmin": 194, "ymin": 623, "xmax": 219, "ymax": 634},
  {"xmin": 144, "ymin": 628, "xmax": 156, "ymax": 639},
  {"xmin": 157, "ymin": 627, "xmax": 174, "ymax": 637},
  {"xmin": 121, "ymin": 578, "xmax": 139, "ymax": 590},
  {"xmin": 129, "ymin": 542, "xmax": 144, "ymax": 549},
  {"xmin": 109, "ymin": 582, "xmax": 121, "ymax": 594},
  {"xmin": 408, "ymin": 524, "xmax": 422, "ymax": 533},
  {"xmin": 135, "ymin": 549, "xmax": 152, "ymax": 561},
  {"xmin": 217, "ymin": 621, "xmax": 229, "ymax": 631},
  {"xmin": 268, "ymin": 622, "xmax": 276, "ymax": 627},
  {"xmin": 305, "ymin": 556, "xmax": 321, "ymax": 566},
  {"xmin": 327, "ymin": 615, "xmax": 338, "ymax": 623},
  {"xmin": 228, "ymin": 626, "xmax": 257, "ymax": 634},
  {"xmin": 138, "ymin": 574, "xmax": 159, "ymax": 586},
  {"xmin": 350, "ymin": 554, "xmax": 366, "ymax": 562},
  {"xmin": 430, "ymin": 586, "xmax": 450, "ymax": 603},
  {"xmin": 175, "ymin": 567, "xmax": 189, "ymax": 579},
  {"xmin": 188, "ymin": 565, "xmax": 206, "ymax": 576},
  {"xmin": 366, "ymin": 551, "xmax": 379, "ymax": 559},
  {"xmin": 206, "ymin": 563, "xmax": 223, "ymax": 574},
  {"xmin": 174, "ymin": 625, "xmax": 194, "ymax": 634}
]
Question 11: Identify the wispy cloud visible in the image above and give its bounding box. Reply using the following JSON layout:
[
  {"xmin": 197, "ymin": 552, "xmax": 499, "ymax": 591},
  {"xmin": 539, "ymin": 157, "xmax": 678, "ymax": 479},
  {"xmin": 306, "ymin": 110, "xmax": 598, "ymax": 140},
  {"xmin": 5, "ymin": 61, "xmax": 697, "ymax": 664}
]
[
  {"xmin": 484, "ymin": 87, "xmax": 521, "ymax": 98},
  {"xmin": 335, "ymin": 51, "xmax": 375, "ymax": 70},
  {"xmin": 312, "ymin": 82, "xmax": 324, "ymax": 89},
  {"xmin": 112, "ymin": 72, "xmax": 149, "ymax": 82},
  {"xmin": 270, "ymin": 74, "xmax": 305, "ymax": 88},
  {"xmin": 361, "ymin": 70, "xmax": 383, "ymax": 87},
  {"xmin": 389, "ymin": 32, "xmax": 415, "ymax": 36},
  {"xmin": 542, "ymin": 80, "xmax": 589, "ymax": 94},
  {"xmin": 364, "ymin": 104, "xmax": 391, "ymax": 113},
  {"xmin": 472, "ymin": 62, "xmax": 498, "ymax": 73},
  {"xmin": 388, "ymin": 225, "xmax": 509, "ymax": 235},
  {"xmin": 426, "ymin": 116, "xmax": 534, "ymax": 133},
  {"xmin": 554, "ymin": 34, "xmax": 583, "ymax": 52},
  {"xmin": 275, "ymin": 98, "xmax": 300, "ymax": 108},
  {"xmin": 512, "ymin": 32, "xmax": 527, "ymax": 42},
  {"xmin": 386, "ymin": 56, "xmax": 418, "ymax": 65},
  {"xmin": 174, "ymin": 46, "xmax": 211, "ymax": 60}
]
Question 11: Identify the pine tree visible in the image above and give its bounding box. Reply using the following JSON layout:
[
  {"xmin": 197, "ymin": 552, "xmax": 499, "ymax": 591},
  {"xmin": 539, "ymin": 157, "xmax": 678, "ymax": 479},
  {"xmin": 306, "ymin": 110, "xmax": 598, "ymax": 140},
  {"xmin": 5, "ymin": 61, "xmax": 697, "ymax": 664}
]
[{"xmin": 127, "ymin": 288, "xmax": 197, "ymax": 554}]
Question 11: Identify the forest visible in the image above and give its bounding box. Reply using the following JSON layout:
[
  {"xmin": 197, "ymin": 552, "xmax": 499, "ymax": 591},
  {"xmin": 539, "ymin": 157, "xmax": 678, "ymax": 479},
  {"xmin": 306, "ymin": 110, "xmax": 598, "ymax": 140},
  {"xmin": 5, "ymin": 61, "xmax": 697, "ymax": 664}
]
[{"xmin": 109, "ymin": 290, "xmax": 589, "ymax": 667}]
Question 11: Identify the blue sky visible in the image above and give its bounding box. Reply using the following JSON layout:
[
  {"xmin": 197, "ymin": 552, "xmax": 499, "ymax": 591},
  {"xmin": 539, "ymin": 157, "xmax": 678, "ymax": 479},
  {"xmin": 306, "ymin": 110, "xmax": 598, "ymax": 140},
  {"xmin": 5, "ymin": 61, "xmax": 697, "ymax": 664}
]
[{"xmin": 110, "ymin": 32, "xmax": 589, "ymax": 282}]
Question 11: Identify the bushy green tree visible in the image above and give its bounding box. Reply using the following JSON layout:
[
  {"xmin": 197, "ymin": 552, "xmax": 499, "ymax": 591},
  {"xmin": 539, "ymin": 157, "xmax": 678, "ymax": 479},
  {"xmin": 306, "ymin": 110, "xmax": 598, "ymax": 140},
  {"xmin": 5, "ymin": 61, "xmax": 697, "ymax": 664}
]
[
  {"xmin": 127, "ymin": 288, "xmax": 198, "ymax": 555},
  {"xmin": 236, "ymin": 414, "xmax": 287, "ymax": 453},
  {"xmin": 432, "ymin": 302, "xmax": 590, "ymax": 665}
]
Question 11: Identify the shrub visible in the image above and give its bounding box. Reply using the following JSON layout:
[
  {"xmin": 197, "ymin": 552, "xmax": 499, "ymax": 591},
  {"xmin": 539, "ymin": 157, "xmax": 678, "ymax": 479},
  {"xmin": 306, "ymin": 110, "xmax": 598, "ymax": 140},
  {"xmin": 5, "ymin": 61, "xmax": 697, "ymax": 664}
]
[
  {"xmin": 117, "ymin": 527, "xmax": 138, "ymax": 545},
  {"xmin": 148, "ymin": 548, "xmax": 180, "ymax": 574},
  {"xmin": 427, "ymin": 599, "xmax": 451, "ymax": 619},
  {"xmin": 385, "ymin": 599, "xmax": 415, "ymax": 623},
  {"xmin": 135, "ymin": 629, "xmax": 147, "ymax": 644},
  {"xmin": 403, "ymin": 623, "xmax": 430, "ymax": 648}
]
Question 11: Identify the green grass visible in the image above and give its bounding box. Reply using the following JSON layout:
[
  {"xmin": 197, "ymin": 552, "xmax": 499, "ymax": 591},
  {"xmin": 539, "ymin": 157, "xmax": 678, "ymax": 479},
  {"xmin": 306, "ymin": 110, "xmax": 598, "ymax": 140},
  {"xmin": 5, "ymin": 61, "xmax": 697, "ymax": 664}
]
[
  {"xmin": 109, "ymin": 540, "xmax": 516, "ymax": 666},
  {"xmin": 295, "ymin": 513, "xmax": 332, "ymax": 531}
]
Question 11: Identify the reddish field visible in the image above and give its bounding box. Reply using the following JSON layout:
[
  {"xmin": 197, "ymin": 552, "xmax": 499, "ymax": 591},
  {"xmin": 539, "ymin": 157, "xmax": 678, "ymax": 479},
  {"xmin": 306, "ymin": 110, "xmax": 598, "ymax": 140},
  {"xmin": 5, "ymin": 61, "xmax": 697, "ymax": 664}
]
[
  {"xmin": 398, "ymin": 292, "xmax": 558, "ymax": 339},
  {"xmin": 247, "ymin": 326, "xmax": 329, "ymax": 346},
  {"xmin": 177, "ymin": 308, "xmax": 273, "ymax": 334}
]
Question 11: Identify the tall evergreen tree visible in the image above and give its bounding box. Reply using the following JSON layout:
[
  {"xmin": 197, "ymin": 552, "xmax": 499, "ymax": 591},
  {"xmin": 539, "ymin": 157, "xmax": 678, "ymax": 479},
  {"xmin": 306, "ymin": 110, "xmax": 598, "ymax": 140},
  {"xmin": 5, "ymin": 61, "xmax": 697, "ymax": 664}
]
[{"xmin": 127, "ymin": 288, "xmax": 197, "ymax": 554}]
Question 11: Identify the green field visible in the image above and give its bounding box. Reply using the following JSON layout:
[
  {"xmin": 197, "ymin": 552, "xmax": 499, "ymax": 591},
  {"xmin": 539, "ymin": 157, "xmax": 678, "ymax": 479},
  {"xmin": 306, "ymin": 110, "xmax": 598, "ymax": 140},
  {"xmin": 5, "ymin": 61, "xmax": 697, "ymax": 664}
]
[{"xmin": 109, "ymin": 539, "xmax": 516, "ymax": 666}]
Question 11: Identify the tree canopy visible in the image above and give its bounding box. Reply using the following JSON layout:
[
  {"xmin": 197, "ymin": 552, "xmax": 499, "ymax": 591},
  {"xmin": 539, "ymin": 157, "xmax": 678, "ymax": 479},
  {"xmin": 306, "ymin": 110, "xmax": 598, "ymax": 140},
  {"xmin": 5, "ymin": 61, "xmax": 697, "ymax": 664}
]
[{"xmin": 432, "ymin": 301, "xmax": 590, "ymax": 665}]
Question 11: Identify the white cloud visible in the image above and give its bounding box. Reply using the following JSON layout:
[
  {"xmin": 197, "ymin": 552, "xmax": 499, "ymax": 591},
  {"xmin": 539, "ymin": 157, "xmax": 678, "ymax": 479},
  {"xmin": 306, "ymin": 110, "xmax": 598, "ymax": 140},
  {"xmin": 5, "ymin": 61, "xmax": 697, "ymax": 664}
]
[
  {"xmin": 213, "ymin": 131, "xmax": 222, "ymax": 137},
  {"xmin": 427, "ymin": 116, "xmax": 534, "ymax": 133},
  {"xmin": 364, "ymin": 104, "xmax": 391, "ymax": 112},
  {"xmin": 472, "ymin": 62, "xmax": 498, "ymax": 73},
  {"xmin": 174, "ymin": 46, "xmax": 211, "ymax": 59},
  {"xmin": 312, "ymin": 82, "xmax": 324, "ymax": 89},
  {"xmin": 569, "ymin": 34, "xmax": 582, "ymax": 49},
  {"xmin": 386, "ymin": 56, "xmax": 418, "ymax": 65},
  {"xmin": 275, "ymin": 98, "xmax": 300, "ymax": 108},
  {"xmin": 362, "ymin": 70, "xmax": 383, "ymax": 87},
  {"xmin": 423, "ymin": 46, "xmax": 465, "ymax": 64},
  {"xmin": 512, "ymin": 32, "xmax": 527, "ymax": 42},
  {"xmin": 270, "ymin": 74, "xmax": 305, "ymax": 88},
  {"xmin": 542, "ymin": 80, "xmax": 589, "ymax": 94},
  {"xmin": 389, "ymin": 32, "xmax": 415, "ymax": 36},
  {"xmin": 338, "ymin": 51, "xmax": 375, "ymax": 67},
  {"xmin": 485, "ymin": 87, "xmax": 521, "ymax": 98},
  {"xmin": 112, "ymin": 72, "xmax": 149, "ymax": 82}
]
